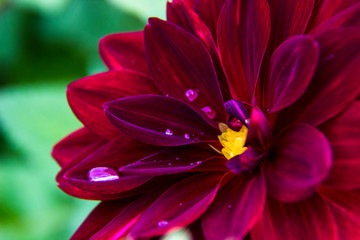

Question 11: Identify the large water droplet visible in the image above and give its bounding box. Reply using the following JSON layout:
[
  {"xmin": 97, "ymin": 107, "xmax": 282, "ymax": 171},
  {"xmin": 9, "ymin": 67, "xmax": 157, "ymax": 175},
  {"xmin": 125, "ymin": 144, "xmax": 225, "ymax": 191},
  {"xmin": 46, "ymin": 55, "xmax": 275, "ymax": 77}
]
[
  {"xmin": 165, "ymin": 129, "xmax": 173, "ymax": 135},
  {"xmin": 201, "ymin": 106, "xmax": 216, "ymax": 119},
  {"xmin": 185, "ymin": 89, "xmax": 198, "ymax": 102},
  {"xmin": 158, "ymin": 220, "xmax": 169, "ymax": 227},
  {"xmin": 184, "ymin": 133, "xmax": 190, "ymax": 139},
  {"xmin": 88, "ymin": 167, "xmax": 120, "ymax": 182}
]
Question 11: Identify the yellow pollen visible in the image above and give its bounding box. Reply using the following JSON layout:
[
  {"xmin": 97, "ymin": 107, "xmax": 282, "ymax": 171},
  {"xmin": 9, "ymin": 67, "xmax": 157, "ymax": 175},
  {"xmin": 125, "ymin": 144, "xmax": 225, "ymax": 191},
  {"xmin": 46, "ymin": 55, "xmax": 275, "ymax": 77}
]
[{"xmin": 218, "ymin": 123, "xmax": 248, "ymax": 160}]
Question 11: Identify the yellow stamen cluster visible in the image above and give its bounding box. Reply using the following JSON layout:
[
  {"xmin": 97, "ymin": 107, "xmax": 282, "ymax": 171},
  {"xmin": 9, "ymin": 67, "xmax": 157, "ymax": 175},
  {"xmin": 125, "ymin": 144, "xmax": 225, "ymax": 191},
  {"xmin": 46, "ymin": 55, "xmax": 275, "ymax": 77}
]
[{"xmin": 218, "ymin": 123, "xmax": 248, "ymax": 160}]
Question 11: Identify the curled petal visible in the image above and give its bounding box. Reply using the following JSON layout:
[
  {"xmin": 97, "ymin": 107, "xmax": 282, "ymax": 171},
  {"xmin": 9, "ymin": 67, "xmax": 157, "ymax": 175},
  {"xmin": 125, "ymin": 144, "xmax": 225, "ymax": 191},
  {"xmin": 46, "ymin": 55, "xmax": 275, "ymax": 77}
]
[
  {"xmin": 71, "ymin": 198, "xmax": 135, "ymax": 240},
  {"xmin": 310, "ymin": 3, "xmax": 360, "ymax": 37},
  {"xmin": 265, "ymin": 124, "xmax": 332, "ymax": 202},
  {"xmin": 202, "ymin": 173, "xmax": 266, "ymax": 240},
  {"xmin": 265, "ymin": 35, "xmax": 320, "ymax": 113},
  {"xmin": 278, "ymin": 27, "xmax": 360, "ymax": 127},
  {"xmin": 227, "ymin": 147, "xmax": 265, "ymax": 174},
  {"xmin": 145, "ymin": 18, "xmax": 226, "ymax": 123},
  {"xmin": 119, "ymin": 144, "xmax": 216, "ymax": 175},
  {"xmin": 128, "ymin": 173, "xmax": 223, "ymax": 238},
  {"xmin": 67, "ymin": 70, "xmax": 160, "ymax": 139},
  {"xmin": 104, "ymin": 95, "xmax": 218, "ymax": 146},
  {"xmin": 52, "ymin": 127, "xmax": 101, "ymax": 167},
  {"xmin": 246, "ymin": 106, "xmax": 272, "ymax": 151},
  {"xmin": 218, "ymin": 0, "xmax": 271, "ymax": 101},
  {"xmin": 321, "ymin": 101, "xmax": 360, "ymax": 189},
  {"xmin": 63, "ymin": 135, "xmax": 162, "ymax": 194},
  {"xmin": 251, "ymin": 194, "xmax": 338, "ymax": 240},
  {"xmin": 99, "ymin": 31, "xmax": 150, "ymax": 74}
]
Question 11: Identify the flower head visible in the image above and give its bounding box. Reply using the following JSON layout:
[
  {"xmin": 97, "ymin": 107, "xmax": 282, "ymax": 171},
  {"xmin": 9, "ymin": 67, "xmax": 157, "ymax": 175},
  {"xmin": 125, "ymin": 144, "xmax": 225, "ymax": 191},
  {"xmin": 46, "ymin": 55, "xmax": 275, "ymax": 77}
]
[{"xmin": 53, "ymin": 0, "xmax": 360, "ymax": 239}]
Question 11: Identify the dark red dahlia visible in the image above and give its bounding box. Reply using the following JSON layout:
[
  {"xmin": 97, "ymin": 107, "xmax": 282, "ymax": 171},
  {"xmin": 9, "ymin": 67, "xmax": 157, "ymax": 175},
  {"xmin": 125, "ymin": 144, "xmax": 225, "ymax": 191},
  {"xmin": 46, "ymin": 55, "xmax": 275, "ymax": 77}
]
[{"xmin": 53, "ymin": 0, "xmax": 360, "ymax": 239}]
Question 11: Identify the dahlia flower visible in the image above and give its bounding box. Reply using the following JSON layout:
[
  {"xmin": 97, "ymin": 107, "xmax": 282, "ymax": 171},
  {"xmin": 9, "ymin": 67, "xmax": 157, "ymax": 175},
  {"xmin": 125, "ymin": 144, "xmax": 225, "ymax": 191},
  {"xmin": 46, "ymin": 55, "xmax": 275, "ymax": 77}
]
[{"xmin": 53, "ymin": 0, "xmax": 360, "ymax": 239}]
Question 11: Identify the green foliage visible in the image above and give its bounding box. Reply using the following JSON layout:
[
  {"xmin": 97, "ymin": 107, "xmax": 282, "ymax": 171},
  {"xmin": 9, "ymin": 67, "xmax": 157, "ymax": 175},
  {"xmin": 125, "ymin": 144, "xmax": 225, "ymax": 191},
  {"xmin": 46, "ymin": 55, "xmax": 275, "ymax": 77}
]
[{"xmin": 0, "ymin": 0, "xmax": 166, "ymax": 239}]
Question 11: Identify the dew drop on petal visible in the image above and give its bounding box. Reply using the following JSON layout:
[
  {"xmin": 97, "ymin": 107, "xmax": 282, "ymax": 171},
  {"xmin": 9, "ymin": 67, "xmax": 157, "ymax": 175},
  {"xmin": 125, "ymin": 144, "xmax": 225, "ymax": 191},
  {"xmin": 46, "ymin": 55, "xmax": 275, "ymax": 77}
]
[
  {"xmin": 165, "ymin": 129, "xmax": 173, "ymax": 135},
  {"xmin": 179, "ymin": 202, "xmax": 183, "ymax": 206},
  {"xmin": 185, "ymin": 89, "xmax": 198, "ymax": 102},
  {"xmin": 184, "ymin": 133, "xmax": 190, "ymax": 139},
  {"xmin": 196, "ymin": 161, "xmax": 202, "ymax": 165},
  {"xmin": 158, "ymin": 220, "xmax": 169, "ymax": 227},
  {"xmin": 245, "ymin": 119, "xmax": 250, "ymax": 124},
  {"xmin": 190, "ymin": 163, "xmax": 194, "ymax": 166},
  {"xmin": 168, "ymin": 163, "xmax": 172, "ymax": 166},
  {"xmin": 201, "ymin": 106, "xmax": 216, "ymax": 119},
  {"xmin": 88, "ymin": 167, "xmax": 120, "ymax": 182},
  {"xmin": 175, "ymin": 157, "xmax": 180, "ymax": 160},
  {"xmin": 227, "ymin": 205, "xmax": 232, "ymax": 209}
]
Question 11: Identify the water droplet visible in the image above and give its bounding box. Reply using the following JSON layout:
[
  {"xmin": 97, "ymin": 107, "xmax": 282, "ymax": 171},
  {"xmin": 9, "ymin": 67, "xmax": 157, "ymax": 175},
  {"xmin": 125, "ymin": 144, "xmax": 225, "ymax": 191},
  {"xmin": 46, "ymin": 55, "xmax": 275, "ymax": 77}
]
[
  {"xmin": 158, "ymin": 220, "xmax": 169, "ymax": 227},
  {"xmin": 179, "ymin": 202, "xmax": 183, "ymax": 206},
  {"xmin": 266, "ymin": 108, "xmax": 271, "ymax": 112},
  {"xmin": 190, "ymin": 163, "xmax": 194, "ymax": 166},
  {"xmin": 183, "ymin": 133, "xmax": 190, "ymax": 140},
  {"xmin": 245, "ymin": 119, "xmax": 250, "ymax": 124},
  {"xmin": 196, "ymin": 161, "xmax": 202, "ymax": 165},
  {"xmin": 88, "ymin": 167, "xmax": 120, "ymax": 182},
  {"xmin": 168, "ymin": 163, "xmax": 172, "ymax": 166},
  {"xmin": 200, "ymin": 132, "xmax": 204, "ymax": 135},
  {"xmin": 201, "ymin": 106, "xmax": 216, "ymax": 119},
  {"xmin": 185, "ymin": 89, "xmax": 198, "ymax": 101},
  {"xmin": 175, "ymin": 157, "xmax": 180, "ymax": 160},
  {"xmin": 165, "ymin": 129, "xmax": 173, "ymax": 135},
  {"xmin": 227, "ymin": 205, "xmax": 232, "ymax": 209}
]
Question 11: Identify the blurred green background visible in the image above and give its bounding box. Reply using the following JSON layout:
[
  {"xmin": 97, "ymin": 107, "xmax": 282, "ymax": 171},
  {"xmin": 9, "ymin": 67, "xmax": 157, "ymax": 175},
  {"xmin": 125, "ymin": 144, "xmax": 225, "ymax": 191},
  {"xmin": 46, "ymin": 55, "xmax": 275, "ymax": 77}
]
[{"xmin": 0, "ymin": 0, "xmax": 165, "ymax": 239}]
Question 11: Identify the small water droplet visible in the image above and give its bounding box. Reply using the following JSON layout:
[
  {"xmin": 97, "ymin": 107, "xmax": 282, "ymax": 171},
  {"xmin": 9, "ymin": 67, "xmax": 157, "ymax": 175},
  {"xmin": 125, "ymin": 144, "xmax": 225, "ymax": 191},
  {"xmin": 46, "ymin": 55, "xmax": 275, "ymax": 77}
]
[
  {"xmin": 179, "ymin": 202, "xmax": 183, "ymax": 206},
  {"xmin": 196, "ymin": 161, "xmax": 202, "ymax": 165},
  {"xmin": 190, "ymin": 163, "xmax": 194, "ymax": 166},
  {"xmin": 175, "ymin": 157, "xmax": 180, "ymax": 160},
  {"xmin": 184, "ymin": 133, "xmax": 190, "ymax": 139},
  {"xmin": 168, "ymin": 163, "xmax": 172, "ymax": 166},
  {"xmin": 158, "ymin": 220, "xmax": 169, "ymax": 227},
  {"xmin": 165, "ymin": 129, "xmax": 173, "ymax": 135},
  {"xmin": 227, "ymin": 205, "xmax": 232, "ymax": 209},
  {"xmin": 88, "ymin": 167, "xmax": 119, "ymax": 182},
  {"xmin": 201, "ymin": 106, "xmax": 216, "ymax": 119},
  {"xmin": 266, "ymin": 108, "xmax": 271, "ymax": 112},
  {"xmin": 200, "ymin": 132, "xmax": 204, "ymax": 135},
  {"xmin": 245, "ymin": 119, "xmax": 250, "ymax": 124},
  {"xmin": 185, "ymin": 89, "xmax": 198, "ymax": 101},
  {"xmin": 165, "ymin": 94, "xmax": 169, "ymax": 97}
]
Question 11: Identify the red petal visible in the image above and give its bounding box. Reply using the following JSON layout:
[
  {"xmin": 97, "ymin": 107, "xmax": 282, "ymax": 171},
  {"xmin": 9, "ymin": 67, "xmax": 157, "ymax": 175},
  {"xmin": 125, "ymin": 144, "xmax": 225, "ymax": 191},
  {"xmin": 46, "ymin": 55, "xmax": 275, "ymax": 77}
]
[
  {"xmin": 320, "ymin": 188, "xmax": 360, "ymax": 239},
  {"xmin": 104, "ymin": 95, "xmax": 219, "ymax": 146},
  {"xmin": 188, "ymin": 0, "xmax": 227, "ymax": 39},
  {"xmin": 265, "ymin": 36, "xmax": 319, "ymax": 113},
  {"xmin": 167, "ymin": 0, "xmax": 217, "ymax": 54},
  {"xmin": 218, "ymin": 0, "xmax": 270, "ymax": 102},
  {"xmin": 63, "ymin": 135, "xmax": 162, "ymax": 194},
  {"xmin": 89, "ymin": 190, "xmax": 165, "ymax": 240},
  {"xmin": 67, "ymin": 70, "xmax": 160, "ymax": 139},
  {"xmin": 310, "ymin": 3, "xmax": 360, "ymax": 37},
  {"xmin": 145, "ymin": 18, "xmax": 226, "ymax": 123},
  {"xmin": 321, "ymin": 101, "xmax": 360, "ymax": 189},
  {"xmin": 267, "ymin": 0, "xmax": 315, "ymax": 51},
  {"xmin": 70, "ymin": 198, "xmax": 134, "ymax": 240},
  {"xmin": 52, "ymin": 127, "xmax": 101, "ymax": 167},
  {"xmin": 202, "ymin": 173, "xmax": 266, "ymax": 240},
  {"xmin": 307, "ymin": 0, "xmax": 360, "ymax": 30},
  {"xmin": 251, "ymin": 194, "xmax": 338, "ymax": 240},
  {"xmin": 99, "ymin": 31, "xmax": 149, "ymax": 74},
  {"xmin": 246, "ymin": 106, "xmax": 272, "ymax": 151},
  {"xmin": 128, "ymin": 173, "xmax": 223, "ymax": 238},
  {"xmin": 119, "ymin": 144, "xmax": 216, "ymax": 175},
  {"xmin": 265, "ymin": 124, "xmax": 332, "ymax": 202},
  {"xmin": 166, "ymin": 0, "xmax": 232, "ymax": 102},
  {"xmin": 277, "ymin": 27, "xmax": 360, "ymax": 127}
]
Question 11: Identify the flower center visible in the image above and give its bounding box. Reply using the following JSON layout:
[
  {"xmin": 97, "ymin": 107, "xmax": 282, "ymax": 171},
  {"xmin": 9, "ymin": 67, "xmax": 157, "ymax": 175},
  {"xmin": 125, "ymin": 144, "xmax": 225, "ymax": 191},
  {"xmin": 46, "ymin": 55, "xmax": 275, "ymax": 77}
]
[{"xmin": 218, "ymin": 123, "xmax": 248, "ymax": 160}]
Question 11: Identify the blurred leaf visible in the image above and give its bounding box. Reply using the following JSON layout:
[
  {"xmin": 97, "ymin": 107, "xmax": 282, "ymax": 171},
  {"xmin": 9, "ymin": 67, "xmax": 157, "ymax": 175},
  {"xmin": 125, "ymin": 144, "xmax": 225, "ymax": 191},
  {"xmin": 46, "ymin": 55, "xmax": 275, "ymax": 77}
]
[
  {"xmin": 0, "ymin": 83, "xmax": 97, "ymax": 240},
  {"xmin": 108, "ymin": 0, "xmax": 166, "ymax": 21}
]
